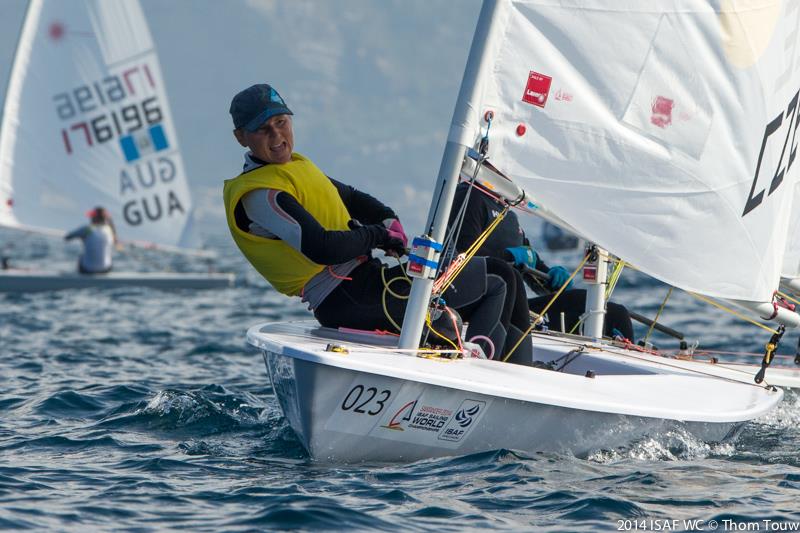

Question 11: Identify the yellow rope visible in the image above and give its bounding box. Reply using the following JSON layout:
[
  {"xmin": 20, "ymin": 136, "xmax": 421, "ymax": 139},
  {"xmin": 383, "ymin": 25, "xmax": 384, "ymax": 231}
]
[
  {"xmin": 687, "ymin": 291, "xmax": 779, "ymax": 335},
  {"xmin": 567, "ymin": 256, "xmax": 625, "ymax": 336},
  {"xmin": 424, "ymin": 314, "xmax": 459, "ymax": 351},
  {"xmin": 502, "ymin": 252, "xmax": 591, "ymax": 362},
  {"xmin": 643, "ymin": 287, "xmax": 672, "ymax": 345},
  {"xmin": 605, "ymin": 259, "xmax": 626, "ymax": 299},
  {"xmin": 380, "ymin": 258, "xmax": 412, "ymax": 332},
  {"xmin": 777, "ymin": 290, "xmax": 800, "ymax": 308},
  {"xmin": 435, "ymin": 206, "xmax": 509, "ymax": 295},
  {"xmin": 423, "ymin": 205, "xmax": 511, "ymax": 351}
]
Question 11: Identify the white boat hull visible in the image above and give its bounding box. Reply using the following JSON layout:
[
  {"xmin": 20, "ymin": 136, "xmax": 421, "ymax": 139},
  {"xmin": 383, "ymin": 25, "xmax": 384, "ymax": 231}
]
[
  {"xmin": 249, "ymin": 322, "xmax": 782, "ymax": 463},
  {"xmin": 0, "ymin": 269, "xmax": 234, "ymax": 292}
]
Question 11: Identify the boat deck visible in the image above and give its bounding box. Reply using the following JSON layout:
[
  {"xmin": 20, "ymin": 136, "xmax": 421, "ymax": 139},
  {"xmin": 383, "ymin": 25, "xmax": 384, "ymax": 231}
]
[{"xmin": 248, "ymin": 321, "xmax": 783, "ymax": 423}]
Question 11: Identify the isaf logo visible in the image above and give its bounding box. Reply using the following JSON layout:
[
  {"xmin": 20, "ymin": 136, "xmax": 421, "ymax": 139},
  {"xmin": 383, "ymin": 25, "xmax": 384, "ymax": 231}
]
[
  {"xmin": 439, "ymin": 399, "xmax": 486, "ymax": 442},
  {"xmin": 455, "ymin": 404, "xmax": 481, "ymax": 428}
]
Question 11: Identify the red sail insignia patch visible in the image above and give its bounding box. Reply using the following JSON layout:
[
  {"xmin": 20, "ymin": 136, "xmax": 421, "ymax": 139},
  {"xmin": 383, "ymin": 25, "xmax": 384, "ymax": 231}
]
[{"xmin": 522, "ymin": 71, "xmax": 552, "ymax": 108}]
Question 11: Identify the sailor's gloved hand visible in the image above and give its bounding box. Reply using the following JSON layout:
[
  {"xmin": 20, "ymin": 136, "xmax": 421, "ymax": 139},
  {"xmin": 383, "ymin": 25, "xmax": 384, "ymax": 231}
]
[
  {"xmin": 504, "ymin": 245, "xmax": 537, "ymax": 268},
  {"xmin": 547, "ymin": 265, "xmax": 573, "ymax": 291},
  {"xmin": 379, "ymin": 227, "xmax": 407, "ymax": 258},
  {"xmin": 383, "ymin": 218, "xmax": 408, "ymax": 249}
]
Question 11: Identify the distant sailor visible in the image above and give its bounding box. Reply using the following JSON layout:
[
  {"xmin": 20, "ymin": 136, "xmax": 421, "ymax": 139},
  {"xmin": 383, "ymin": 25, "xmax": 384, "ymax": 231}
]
[
  {"xmin": 223, "ymin": 83, "xmax": 518, "ymax": 357},
  {"xmin": 64, "ymin": 206, "xmax": 118, "ymax": 274}
]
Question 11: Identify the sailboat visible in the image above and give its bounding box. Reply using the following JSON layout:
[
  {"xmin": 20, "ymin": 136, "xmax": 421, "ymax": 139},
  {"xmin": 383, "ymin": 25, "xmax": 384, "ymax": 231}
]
[
  {"xmin": 0, "ymin": 0, "xmax": 233, "ymax": 291},
  {"xmin": 245, "ymin": 0, "xmax": 799, "ymax": 462}
]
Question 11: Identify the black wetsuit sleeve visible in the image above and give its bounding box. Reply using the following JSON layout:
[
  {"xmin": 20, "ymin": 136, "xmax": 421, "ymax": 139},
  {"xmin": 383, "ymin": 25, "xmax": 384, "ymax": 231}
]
[
  {"xmin": 450, "ymin": 184, "xmax": 489, "ymax": 254},
  {"xmin": 275, "ymin": 191, "xmax": 388, "ymax": 264},
  {"xmin": 330, "ymin": 178, "xmax": 397, "ymax": 224}
]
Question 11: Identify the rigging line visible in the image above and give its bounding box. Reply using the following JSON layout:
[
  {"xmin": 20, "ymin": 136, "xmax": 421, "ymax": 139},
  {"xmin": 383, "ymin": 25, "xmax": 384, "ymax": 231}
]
[
  {"xmin": 424, "ymin": 314, "xmax": 460, "ymax": 352},
  {"xmin": 380, "ymin": 259, "xmax": 411, "ymax": 333},
  {"xmin": 434, "ymin": 205, "xmax": 509, "ymax": 295},
  {"xmin": 502, "ymin": 252, "xmax": 591, "ymax": 362},
  {"xmin": 605, "ymin": 259, "xmax": 626, "ymax": 299},
  {"xmin": 555, "ymin": 349, "xmax": 583, "ymax": 372},
  {"xmin": 776, "ymin": 290, "xmax": 800, "ymax": 307},
  {"xmin": 602, "ymin": 261, "xmax": 780, "ymax": 337},
  {"xmin": 694, "ymin": 349, "xmax": 796, "ymax": 359},
  {"xmin": 441, "ymin": 154, "xmax": 483, "ymax": 269},
  {"xmin": 380, "ymin": 257, "xmax": 458, "ymax": 352},
  {"xmin": 332, "ymin": 342, "xmax": 463, "ymax": 355},
  {"xmin": 610, "ymin": 347, "xmax": 770, "ymax": 386},
  {"xmin": 687, "ymin": 291, "xmax": 779, "ymax": 335},
  {"xmin": 567, "ymin": 312, "xmax": 585, "ymax": 335},
  {"xmin": 441, "ymin": 116, "xmax": 491, "ymax": 268},
  {"xmin": 546, "ymin": 346, "xmax": 586, "ymax": 372},
  {"xmin": 643, "ymin": 287, "xmax": 673, "ymax": 345},
  {"xmin": 540, "ymin": 333, "xmax": 773, "ymax": 387},
  {"xmin": 379, "ymin": 348, "xmax": 464, "ymax": 355},
  {"xmin": 592, "ymin": 334, "xmax": 769, "ymax": 387}
]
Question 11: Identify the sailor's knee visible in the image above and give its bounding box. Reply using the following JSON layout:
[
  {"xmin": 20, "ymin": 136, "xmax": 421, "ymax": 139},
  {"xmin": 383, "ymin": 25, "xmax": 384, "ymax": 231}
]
[{"xmin": 485, "ymin": 274, "xmax": 507, "ymax": 299}]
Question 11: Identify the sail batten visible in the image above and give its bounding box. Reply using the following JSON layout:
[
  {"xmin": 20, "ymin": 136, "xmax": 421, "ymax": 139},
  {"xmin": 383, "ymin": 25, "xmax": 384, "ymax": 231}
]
[
  {"xmin": 0, "ymin": 0, "xmax": 199, "ymax": 253},
  {"xmin": 475, "ymin": 0, "xmax": 800, "ymax": 302}
]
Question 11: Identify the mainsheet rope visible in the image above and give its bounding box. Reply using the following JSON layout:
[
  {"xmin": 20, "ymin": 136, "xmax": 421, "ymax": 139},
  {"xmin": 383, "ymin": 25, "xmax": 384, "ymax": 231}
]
[
  {"xmin": 502, "ymin": 253, "xmax": 591, "ymax": 362},
  {"xmin": 687, "ymin": 291, "xmax": 779, "ymax": 335},
  {"xmin": 643, "ymin": 287, "xmax": 673, "ymax": 345}
]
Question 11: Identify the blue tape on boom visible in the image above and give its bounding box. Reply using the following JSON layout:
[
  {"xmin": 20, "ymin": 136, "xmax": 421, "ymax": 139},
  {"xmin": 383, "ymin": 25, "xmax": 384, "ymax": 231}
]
[
  {"xmin": 411, "ymin": 237, "xmax": 443, "ymax": 251},
  {"xmin": 408, "ymin": 254, "xmax": 439, "ymax": 269}
]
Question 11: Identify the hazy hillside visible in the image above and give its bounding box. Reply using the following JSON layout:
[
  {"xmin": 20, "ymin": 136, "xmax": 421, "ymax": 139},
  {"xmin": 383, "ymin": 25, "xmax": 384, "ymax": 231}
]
[{"xmin": 0, "ymin": 1, "xmax": 545, "ymax": 239}]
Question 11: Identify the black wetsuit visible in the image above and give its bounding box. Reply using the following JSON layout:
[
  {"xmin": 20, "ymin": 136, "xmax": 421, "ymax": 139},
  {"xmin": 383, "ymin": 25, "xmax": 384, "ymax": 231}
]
[{"xmin": 449, "ymin": 181, "xmax": 634, "ymax": 341}]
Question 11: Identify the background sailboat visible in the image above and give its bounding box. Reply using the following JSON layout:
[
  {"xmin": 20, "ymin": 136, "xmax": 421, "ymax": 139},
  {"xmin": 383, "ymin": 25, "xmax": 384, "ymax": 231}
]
[{"xmin": 0, "ymin": 0, "xmax": 232, "ymax": 290}]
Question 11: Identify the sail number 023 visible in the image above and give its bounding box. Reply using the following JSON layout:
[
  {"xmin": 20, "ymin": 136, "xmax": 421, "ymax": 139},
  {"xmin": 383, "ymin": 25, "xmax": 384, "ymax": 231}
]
[{"xmin": 340, "ymin": 385, "xmax": 391, "ymax": 416}]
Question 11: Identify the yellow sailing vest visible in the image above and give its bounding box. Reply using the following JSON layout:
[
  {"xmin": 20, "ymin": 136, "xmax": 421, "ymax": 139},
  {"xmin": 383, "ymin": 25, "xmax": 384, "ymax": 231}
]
[{"xmin": 223, "ymin": 153, "xmax": 351, "ymax": 296}]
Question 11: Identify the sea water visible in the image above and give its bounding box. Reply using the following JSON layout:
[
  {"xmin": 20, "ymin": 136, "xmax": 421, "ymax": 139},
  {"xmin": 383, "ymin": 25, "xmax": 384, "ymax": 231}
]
[{"xmin": 1, "ymin": 229, "xmax": 799, "ymax": 532}]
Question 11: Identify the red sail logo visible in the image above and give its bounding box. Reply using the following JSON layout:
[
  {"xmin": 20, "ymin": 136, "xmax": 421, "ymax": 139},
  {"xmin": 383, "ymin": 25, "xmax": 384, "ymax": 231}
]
[
  {"xmin": 650, "ymin": 96, "xmax": 674, "ymax": 129},
  {"xmin": 522, "ymin": 71, "xmax": 552, "ymax": 108}
]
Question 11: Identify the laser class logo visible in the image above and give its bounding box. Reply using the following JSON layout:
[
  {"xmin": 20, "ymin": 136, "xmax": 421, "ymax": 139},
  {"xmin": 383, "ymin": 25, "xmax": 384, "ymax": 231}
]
[
  {"xmin": 522, "ymin": 71, "xmax": 552, "ymax": 108},
  {"xmin": 650, "ymin": 96, "xmax": 674, "ymax": 129}
]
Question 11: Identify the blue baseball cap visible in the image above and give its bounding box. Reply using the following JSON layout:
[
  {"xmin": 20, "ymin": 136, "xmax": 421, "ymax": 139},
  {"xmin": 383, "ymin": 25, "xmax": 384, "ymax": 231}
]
[{"xmin": 229, "ymin": 83, "xmax": 293, "ymax": 132}]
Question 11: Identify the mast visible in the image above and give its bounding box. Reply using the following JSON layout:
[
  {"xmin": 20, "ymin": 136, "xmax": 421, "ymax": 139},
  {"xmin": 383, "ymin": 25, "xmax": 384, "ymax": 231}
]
[{"xmin": 398, "ymin": 0, "xmax": 504, "ymax": 350}]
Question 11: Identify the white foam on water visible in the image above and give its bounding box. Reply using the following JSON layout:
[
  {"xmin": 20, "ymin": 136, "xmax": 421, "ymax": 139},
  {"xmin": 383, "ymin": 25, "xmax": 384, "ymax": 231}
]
[
  {"xmin": 588, "ymin": 426, "xmax": 736, "ymax": 464},
  {"xmin": 756, "ymin": 391, "xmax": 800, "ymax": 430}
]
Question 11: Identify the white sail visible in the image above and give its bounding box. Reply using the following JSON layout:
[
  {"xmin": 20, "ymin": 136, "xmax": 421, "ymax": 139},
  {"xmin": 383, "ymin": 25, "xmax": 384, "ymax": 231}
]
[
  {"xmin": 0, "ymin": 0, "xmax": 196, "ymax": 251},
  {"xmin": 782, "ymin": 179, "xmax": 800, "ymax": 279},
  {"xmin": 467, "ymin": 0, "xmax": 800, "ymax": 302}
]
